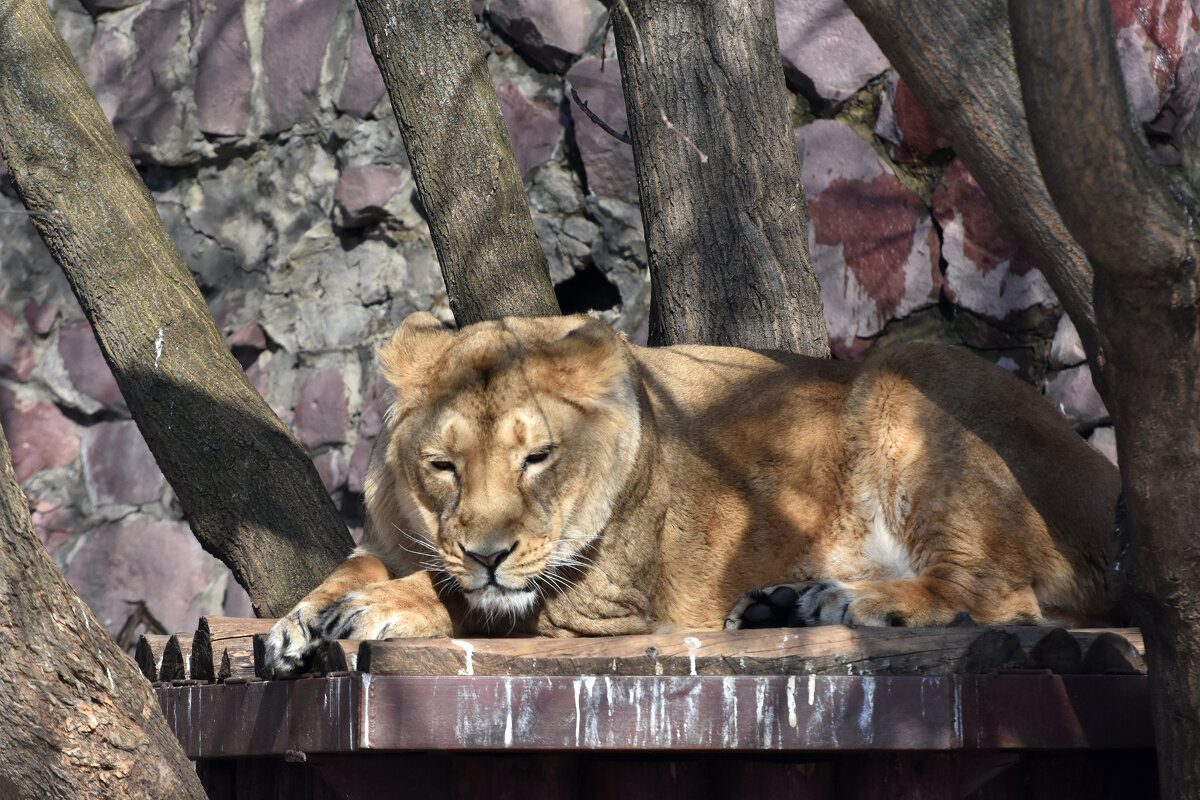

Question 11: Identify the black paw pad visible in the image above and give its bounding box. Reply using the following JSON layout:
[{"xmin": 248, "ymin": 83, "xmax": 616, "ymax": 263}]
[{"xmin": 740, "ymin": 586, "xmax": 808, "ymax": 629}]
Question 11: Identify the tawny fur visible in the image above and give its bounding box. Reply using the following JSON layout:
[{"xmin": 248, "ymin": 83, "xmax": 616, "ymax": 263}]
[{"xmin": 264, "ymin": 313, "xmax": 1121, "ymax": 673}]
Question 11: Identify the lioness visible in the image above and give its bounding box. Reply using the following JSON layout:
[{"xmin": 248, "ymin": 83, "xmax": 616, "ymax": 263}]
[{"xmin": 264, "ymin": 312, "xmax": 1122, "ymax": 675}]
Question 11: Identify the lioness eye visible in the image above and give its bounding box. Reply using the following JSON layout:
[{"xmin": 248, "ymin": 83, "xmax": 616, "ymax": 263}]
[
  {"xmin": 429, "ymin": 459, "xmax": 456, "ymax": 473},
  {"xmin": 523, "ymin": 449, "xmax": 552, "ymax": 469}
]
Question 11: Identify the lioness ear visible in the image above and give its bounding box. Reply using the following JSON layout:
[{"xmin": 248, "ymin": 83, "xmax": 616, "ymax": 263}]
[
  {"xmin": 378, "ymin": 312, "xmax": 455, "ymax": 395},
  {"xmin": 526, "ymin": 316, "xmax": 632, "ymax": 405}
]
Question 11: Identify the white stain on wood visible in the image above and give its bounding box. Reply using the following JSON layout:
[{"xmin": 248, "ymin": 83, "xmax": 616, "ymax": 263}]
[
  {"xmin": 787, "ymin": 675, "xmax": 798, "ymax": 728},
  {"xmin": 451, "ymin": 639, "xmax": 475, "ymax": 675},
  {"xmin": 684, "ymin": 636, "xmax": 701, "ymax": 676}
]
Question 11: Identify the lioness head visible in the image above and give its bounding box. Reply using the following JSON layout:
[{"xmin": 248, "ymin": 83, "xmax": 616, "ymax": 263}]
[{"xmin": 374, "ymin": 312, "xmax": 643, "ymax": 621}]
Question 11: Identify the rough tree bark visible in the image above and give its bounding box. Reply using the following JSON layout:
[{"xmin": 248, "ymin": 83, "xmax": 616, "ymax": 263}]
[
  {"xmin": 1011, "ymin": 2, "xmax": 1200, "ymax": 796},
  {"xmin": 844, "ymin": 0, "xmax": 1104, "ymax": 389},
  {"xmin": 611, "ymin": 0, "xmax": 829, "ymax": 356},
  {"xmin": 356, "ymin": 0, "xmax": 561, "ymax": 325},
  {"xmin": 0, "ymin": 0, "xmax": 354, "ymax": 617},
  {"xmin": 0, "ymin": 428, "xmax": 206, "ymax": 799}
]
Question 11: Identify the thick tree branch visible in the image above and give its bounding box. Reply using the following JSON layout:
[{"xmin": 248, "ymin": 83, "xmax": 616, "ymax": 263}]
[
  {"xmin": 1010, "ymin": 0, "xmax": 1189, "ymax": 283},
  {"xmin": 356, "ymin": 0, "xmax": 560, "ymax": 325},
  {"xmin": 612, "ymin": 0, "xmax": 829, "ymax": 356},
  {"xmin": 845, "ymin": 0, "xmax": 1103, "ymax": 381},
  {"xmin": 0, "ymin": 0, "xmax": 354, "ymax": 617},
  {"xmin": 0, "ymin": 427, "xmax": 207, "ymax": 799},
  {"xmin": 1011, "ymin": 2, "xmax": 1200, "ymax": 796}
]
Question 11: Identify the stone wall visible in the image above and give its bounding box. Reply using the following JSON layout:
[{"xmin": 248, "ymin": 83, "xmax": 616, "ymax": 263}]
[{"xmin": 1, "ymin": 0, "xmax": 1192, "ymax": 640}]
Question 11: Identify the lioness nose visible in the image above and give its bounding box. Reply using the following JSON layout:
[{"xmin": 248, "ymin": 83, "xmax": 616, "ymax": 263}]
[{"xmin": 464, "ymin": 544, "xmax": 515, "ymax": 570}]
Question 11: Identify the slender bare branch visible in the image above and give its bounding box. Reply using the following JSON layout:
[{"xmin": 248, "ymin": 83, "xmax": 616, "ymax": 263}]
[{"xmin": 567, "ymin": 81, "xmax": 631, "ymax": 144}]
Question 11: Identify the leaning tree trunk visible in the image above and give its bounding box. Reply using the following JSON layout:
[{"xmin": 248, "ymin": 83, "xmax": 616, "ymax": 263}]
[
  {"xmin": 1011, "ymin": 2, "xmax": 1200, "ymax": 797},
  {"xmin": 0, "ymin": 428, "xmax": 207, "ymax": 799},
  {"xmin": 611, "ymin": 0, "xmax": 829, "ymax": 356},
  {"xmin": 844, "ymin": 0, "xmax": 1104, "ymax": 392},
  {"xmin": 0, "ymin": 0, "xmax": 354, "ymax": 617},
  {"xmin": 356, "ymin": 0, "xmax": 560, "ymax": 325}
]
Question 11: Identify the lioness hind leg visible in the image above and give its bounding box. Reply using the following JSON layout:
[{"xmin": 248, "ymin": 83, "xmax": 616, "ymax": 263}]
[
  {"xmin": 726, "ymin": 577, "xmax": 1043, "ymax": 629},
  {"xmin": 794, "ymin": 577, "xmax": 1043, "ymax": 628}
]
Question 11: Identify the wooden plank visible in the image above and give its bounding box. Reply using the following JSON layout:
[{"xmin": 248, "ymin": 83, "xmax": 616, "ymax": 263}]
[
  {"xmin": 136, "ymin": 633, "xmax": 173, "ymax": 682},
  {"xmin": 355, "ymin": 627, "xmax": 1144, "ymax": 677},
  {"xmin": 159, "ymin": 672, "xmax": 1154, "ymax": 756}
]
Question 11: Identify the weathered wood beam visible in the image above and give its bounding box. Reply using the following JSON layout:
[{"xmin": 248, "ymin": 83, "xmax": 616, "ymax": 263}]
[{"xmin": 353, "ymin": 626, "xmax": 1143, "ymax": 677}]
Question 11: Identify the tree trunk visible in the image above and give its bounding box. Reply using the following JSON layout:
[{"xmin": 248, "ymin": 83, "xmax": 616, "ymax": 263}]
[
  {"xmin": 611, "ymin": 0, "xmax": 829, "ymax": 356},
  {"xmin": 0, "ymin": 0, "xmax": 354, "ymax": 618},
  {"xmin": 356, "ymin": 0, "xmax": 561, "ymax": 325},
  {"xmin": 1010, "ymin": 2, "xmax": 1200, "ymax": 797},
  {"xmin": 0, "ymin": 428, "xmax": 207, "ymax": 799},
  {"xmin": 844, "ymin": 0, "xmax": 1104, "ymax": 391}
]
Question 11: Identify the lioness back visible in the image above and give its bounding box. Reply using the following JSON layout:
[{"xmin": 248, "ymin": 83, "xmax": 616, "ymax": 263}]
[
  {"xmin": 263, "ymin": 314, "xmax": 1122, "ymax": 675},
  {"xmin": 634, "ymin": 340, "xmax": 1120, "ymax": 629}
]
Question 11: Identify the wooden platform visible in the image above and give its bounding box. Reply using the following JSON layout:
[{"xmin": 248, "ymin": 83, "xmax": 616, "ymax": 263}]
[{"xmin": 154, "ymin": 619, "xmax": 1156, "ymax": 799}]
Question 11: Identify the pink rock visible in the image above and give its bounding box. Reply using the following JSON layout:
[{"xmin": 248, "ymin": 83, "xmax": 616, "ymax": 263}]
[
  {"xmin": 334, "ymin": 165, "xmax": 410, "ymax": 228},
  {"xmin": 81, "ymin": 421, "xmax": 165, "ymax": 507},
  {"xmin": 262, "ymin": 0, "xmax": 341, "ymax": 131},
  {"xmin": 347, "ymin": 435, "xmax": 373, "ymax": 495},
  {"xmin": 361, "ymin": 374, "xmax": 392, "ymax": 438},
  {"xmin": 30, "ymin": 498, "xmax": 79, "ymax": 553},
  {"xmin": 933, "ymin": 160, "xmax": 1057, "ymax": 322},
  {"xmin": 875, "ymin": 73, "xmax": 949, "ymax": 161},
  {"xmin": 0, "ymin": 308, "xmax": 34, "ymax": 382},
  {"xmin": 23, "ymin": 300, "xmax": 59, "ymax": 336},
  {"xmin": 338, "ymin": 11, "xmax": 387, "ymax": 117},
  {"xmin": 314, "ymin": 449, "xmax": 347, "ymax": 492},
  {"xmin": 1110, "ymin": 0, "xmax": 1199, "ymax": 126},
  {"xmin": 64, "ymin": 516, "xmax": 220, "ymax": 635},
  {"xmin": 566, "ymin": 57, "xmax": 637, "ymax": 203},
  {"xmin": 347, "ymin": 375, "xmax": 392, "ymax": 493},
  {"xmin": 84, "ymin": 3, "xmax": 186, "ymax": 155},
  {"xmin": 797, "ymin": 120, "xmax": 942, "ymax": 358},
  {"xmin": 226, "ymin": 321, "xmax": 267, "ymax": 350},
  {"xmin": 194, "ymin": 0, "xmax": 253, "ymax": 136},
  {"xmin": 0, "ymin": 388, "xmax": 80, "ymax": 484},
  {"xmin": 295, "ymin": 369, "xmax": 349, "ymax": 449},
  {"xmin": 488, "ymin": 0, "xmax": 609, "ymax": 72},
  {"xmin": 775, "ymin": 0, "xmax": 890, "ymax": 102},
  {"xmin": 1045, "ymin": 365, "xmax": 1109, "ymax": 431},
  {"xmin": 58, "ymin": 320, "xmax": 128, "ymax": 415},
  {"xmin": 496, "ymin": 80, "xmax": 561, "ymax": 177}
]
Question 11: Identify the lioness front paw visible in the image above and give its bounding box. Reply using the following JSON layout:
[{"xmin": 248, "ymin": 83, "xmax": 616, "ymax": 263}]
[
  {"xmin": 316, "ymin": 587, "xmax": 427, "ymax": 641},
  {"xmin": 263, "ymin": 603, "xmax": 322, "ymax": 678}
]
